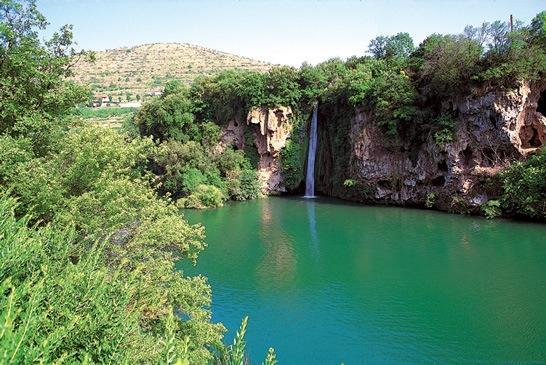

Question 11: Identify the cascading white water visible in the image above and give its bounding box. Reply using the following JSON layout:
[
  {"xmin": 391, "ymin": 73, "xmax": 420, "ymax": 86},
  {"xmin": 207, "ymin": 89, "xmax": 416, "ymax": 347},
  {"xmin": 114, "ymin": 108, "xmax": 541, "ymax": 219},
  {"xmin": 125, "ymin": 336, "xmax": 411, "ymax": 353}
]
[{"xmin": 304, "ymin": 104, "xmax": 318, "ymax": 198}]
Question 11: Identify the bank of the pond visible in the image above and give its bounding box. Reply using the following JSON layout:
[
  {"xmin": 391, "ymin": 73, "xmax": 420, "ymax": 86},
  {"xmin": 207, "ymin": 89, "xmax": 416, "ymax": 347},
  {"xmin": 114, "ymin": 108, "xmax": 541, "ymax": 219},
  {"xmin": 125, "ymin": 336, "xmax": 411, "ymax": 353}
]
[{"xmin": 179, "ymin": 197, "xmax": 546, "ymax": 364}]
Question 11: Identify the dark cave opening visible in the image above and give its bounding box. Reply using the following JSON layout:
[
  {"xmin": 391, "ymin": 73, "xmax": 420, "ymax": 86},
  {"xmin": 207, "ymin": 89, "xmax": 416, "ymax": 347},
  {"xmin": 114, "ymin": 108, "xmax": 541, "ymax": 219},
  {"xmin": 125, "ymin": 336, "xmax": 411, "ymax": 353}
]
[
  {"xmin": 431, "ymin": 176, "xmax": 446, "ymax": 187},
  {"xmin": 460, "ymin": 147, "xmax": 474, "ymax": 167},
  {"xmin": 437, "ymin": 160, "xmax": 448, "ymax": 172},
  {"xmin": 482, "ymin": 147, "xmax": 496, "ymax": 166},
  {"xmin": 489, "ymin": 114, "xmax": 498, "ymax": 129},
  {"xmin": 538, "ymin": 90, "xmax": 546, "ymax": 116},
  {"xmin": 528, "ymin": 127, "xmax": 542, "ymax": 148}
]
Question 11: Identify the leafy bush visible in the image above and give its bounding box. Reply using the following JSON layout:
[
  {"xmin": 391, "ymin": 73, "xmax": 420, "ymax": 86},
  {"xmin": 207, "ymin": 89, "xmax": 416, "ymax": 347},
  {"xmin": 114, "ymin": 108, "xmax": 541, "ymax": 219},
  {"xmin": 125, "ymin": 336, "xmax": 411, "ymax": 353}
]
[
  {"xmin": 450, "ymin": 195, "xmax": 472, "ymax": 215},
  {"xmin": 181, "ymin": 167, "xmax": 208, "ymax": 194},
  {"xmin": 298, "ymin": 62, "xmax": 329, "ymax": 105},
  {"xmin": 473, "ymin": 14, "xmax": 546, "ymax": 85},
  {"xmin": 500, "ymin": 148, "xmax": 546, "ymax": 220},
  {"xmin": 0, "ymin": 135, "xmax": 34, "ymax": 184},
  {"xmin": 413, "ymin": 34, "xmax": 482, "ymax": 98},
  {"xmin": 340, "ymin": 178, "xmax": 375, "ymax": 202},
  {"xmin": 432, "ymin": 113, "xmax": 456, "ymax": 147},
  {"xmin": 239, "ymin": 169, "xmax": 262, "ymax": 199},
  {"xmin": 368, "ymin": 32, "xmax": 415, "ymax": 59},
  {"xmin": 263, "ymin": 66, "xmax": 301, "ymax": 107},
  {"xmin": 0, "ymin": 140, "xmax": 224, "ymax": 363},
  {"xmin": 281, "ymin": 137, "xmax": 306, "ymax": 190},
  {"xmin": 227, "ymin": 169, "xmax": 261, "ymax": 201},
  {"xmin": 335, "ymin": 59, "xmax": 417, "ymax": 137},
  {"xmin": 1, "ymin": 196, "xmax": 142, "ymax": 364},
  {"xmin": 4, "ymin": 126, "xmax": 153, "ymax": 220},
  {"xmin": 179, "ymin": 184, "xmax": 225, "ymax": 209},
  {"xmin": 213, "ymin": 317, "xmax": 277, "ymax": 365},
  {"xmin": 482, "ymin": 199, "xmax": 502, "ymax": 219},
  {"xmin": 151, "ymin": 139, "xmax": 261, "ymax": 206},
  {"xmin": 343, "ymin": 179, "xmax": 356, "ymax": 188},
  {"xmin": 369, "ymin": 65, "xmax": 417, "ymax": 136},
  {"xmin": 134, "ymin": 91, "xmax": 197, "ymax": 142},
  {"xmin": 190, "ymin": 69, "xmax": 265, "ymax": 124},
  {"xmin": 425, "ymin": 192, "xmax": 437, "ymax": 208}
]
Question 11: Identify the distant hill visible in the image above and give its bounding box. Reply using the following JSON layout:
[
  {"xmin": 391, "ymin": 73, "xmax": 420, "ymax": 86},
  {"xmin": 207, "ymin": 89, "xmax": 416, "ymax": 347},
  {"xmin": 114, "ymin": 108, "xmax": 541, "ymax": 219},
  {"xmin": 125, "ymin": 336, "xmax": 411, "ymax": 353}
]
[{"xmin": 71, "ymin": 43, "xmax": 272, "ymax": 101}]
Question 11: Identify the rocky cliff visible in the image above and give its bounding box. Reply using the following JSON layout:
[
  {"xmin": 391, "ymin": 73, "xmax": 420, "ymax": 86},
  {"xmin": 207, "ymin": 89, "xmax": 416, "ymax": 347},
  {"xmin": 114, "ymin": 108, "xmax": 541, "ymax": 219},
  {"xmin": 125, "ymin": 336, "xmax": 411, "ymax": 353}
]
[
  {"xmin": 217, "ymin": 82, "xmax": 545, "ymax": 211},
  {"xmin": 220, "ymin": 106, "xmax": 293, "ymax": 194},
  {"xmin": 316, "ymin": 81, "xmax": 546, "ymax": 211}
]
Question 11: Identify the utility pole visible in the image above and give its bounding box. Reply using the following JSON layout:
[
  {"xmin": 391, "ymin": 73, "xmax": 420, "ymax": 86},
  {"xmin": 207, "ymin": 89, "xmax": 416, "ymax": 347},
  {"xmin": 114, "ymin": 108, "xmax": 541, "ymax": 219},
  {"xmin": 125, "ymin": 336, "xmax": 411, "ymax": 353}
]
[{"xmin": 510, "ymin": 14, "xmax": 513, "ymax": 32}]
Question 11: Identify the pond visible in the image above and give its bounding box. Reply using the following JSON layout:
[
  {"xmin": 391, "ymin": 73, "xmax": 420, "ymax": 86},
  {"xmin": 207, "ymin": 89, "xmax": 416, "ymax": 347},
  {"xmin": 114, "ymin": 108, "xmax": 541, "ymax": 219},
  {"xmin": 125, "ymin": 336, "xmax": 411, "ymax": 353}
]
[{"xmin": 180, "ymin": 197, "xmax": 546, "ymax": 364}]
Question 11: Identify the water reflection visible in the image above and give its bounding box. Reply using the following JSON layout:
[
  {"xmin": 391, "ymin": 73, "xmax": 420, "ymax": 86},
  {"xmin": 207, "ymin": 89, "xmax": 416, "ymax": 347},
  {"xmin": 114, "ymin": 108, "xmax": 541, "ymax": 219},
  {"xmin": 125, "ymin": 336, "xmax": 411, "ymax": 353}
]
[
  {"xmin": 260, "ymin": 196, "xmax": 273, "ymax": 227},
  {"xmin": 307, "ymin": 201, "xmax": 320, "ymax": 258},
  {"xmin": 257, "ymin": 199, "xmax": 296, "ymax": 288}
]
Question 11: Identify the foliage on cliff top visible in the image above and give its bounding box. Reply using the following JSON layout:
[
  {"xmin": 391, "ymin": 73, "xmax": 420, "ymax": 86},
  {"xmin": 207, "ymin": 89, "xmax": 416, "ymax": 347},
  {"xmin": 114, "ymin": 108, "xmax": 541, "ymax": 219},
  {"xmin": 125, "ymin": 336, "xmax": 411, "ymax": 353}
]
[
  {"xmin": 163, "ymin": 9, "xmax": 546, "ymax": 142},
  {"xmin": 137, "ymin": 8, "xmax": 546, "ymax": 147},
  {"xmin": 138, "ymin": 8, "xmax": 545, "ymax": 193}
]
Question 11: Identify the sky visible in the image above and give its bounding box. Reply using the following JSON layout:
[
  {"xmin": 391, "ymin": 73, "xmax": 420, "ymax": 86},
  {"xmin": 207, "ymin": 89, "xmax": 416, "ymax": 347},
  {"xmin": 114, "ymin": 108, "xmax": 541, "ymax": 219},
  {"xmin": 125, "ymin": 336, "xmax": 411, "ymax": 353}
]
[{"xmin": 39, "ymin": 0, "xmax": 545, "ymax": 66}]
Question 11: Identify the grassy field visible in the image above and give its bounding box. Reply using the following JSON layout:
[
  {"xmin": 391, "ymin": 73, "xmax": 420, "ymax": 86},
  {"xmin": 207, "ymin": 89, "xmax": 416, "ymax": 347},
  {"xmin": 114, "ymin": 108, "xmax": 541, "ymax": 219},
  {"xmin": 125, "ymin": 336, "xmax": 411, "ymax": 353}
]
[{"xmin": 72, "ymin": 107, "xmax": 139, "ymax": 128}]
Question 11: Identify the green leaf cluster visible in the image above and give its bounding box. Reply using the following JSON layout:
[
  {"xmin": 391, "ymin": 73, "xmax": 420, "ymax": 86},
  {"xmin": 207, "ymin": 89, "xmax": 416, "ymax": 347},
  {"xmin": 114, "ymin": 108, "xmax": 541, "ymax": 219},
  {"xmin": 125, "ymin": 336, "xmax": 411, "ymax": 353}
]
[
  {"xmin": 213, "ymin": 317, "xmax": 277, "ymax": 365},
  {"xmin": 500, "ymin": 148, "xmax": 546, "ymax": 220}
]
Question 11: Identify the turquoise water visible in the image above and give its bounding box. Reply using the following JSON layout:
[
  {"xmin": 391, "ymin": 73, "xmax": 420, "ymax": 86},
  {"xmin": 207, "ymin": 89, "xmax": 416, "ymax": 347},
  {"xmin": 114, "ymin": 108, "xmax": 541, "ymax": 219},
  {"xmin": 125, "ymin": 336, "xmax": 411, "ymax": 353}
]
[{"xmin": 181, "ymin": 197, "xmax": 546, "ymax": 364}]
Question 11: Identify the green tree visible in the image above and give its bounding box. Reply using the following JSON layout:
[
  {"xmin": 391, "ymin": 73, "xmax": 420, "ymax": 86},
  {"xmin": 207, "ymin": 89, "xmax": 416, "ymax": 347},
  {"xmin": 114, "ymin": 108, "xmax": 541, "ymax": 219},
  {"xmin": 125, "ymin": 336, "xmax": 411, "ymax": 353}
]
[
  {"xmin": 164, "ymin": 79, "xmax": 186, "ymax": 96},
  {"xmin": 413, "ymin": 34, "xmax": 482, "ymax": 97},
  {"xmin": 530, "ymin": 10, "xmax": 546, "ymax": 45},
  {"xmin": 0, "ymin": 0, "xmax": 89, "ymax": 152},
  {"xmin": 263, "ymin": 66, "xmax": 301, "ymax": 107},
  {"xmin": 135, "ymin": 91, "xmax": 197, "ymax": 142},
  {"xmin": 368, "ymin": 32, "xmax": 415, "ymax": 59},
  {"xmin": 298, "ymin": 62, "xmax": 327, "ymax": 104},
  {"xmin": 368, "ymin": 35, "xmax": 389, "ymax": 59}
]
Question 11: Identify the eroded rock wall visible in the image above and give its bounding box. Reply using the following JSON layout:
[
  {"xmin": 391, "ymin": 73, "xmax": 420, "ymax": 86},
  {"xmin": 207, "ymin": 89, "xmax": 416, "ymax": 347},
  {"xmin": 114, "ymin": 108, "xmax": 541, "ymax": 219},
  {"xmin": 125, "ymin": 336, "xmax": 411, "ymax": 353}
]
[
  {"xmin": 345, "ymin": 81, "xmax": 546, "ymax": 209},
  {"xmin": 219, "ymin": 106, "xmax": 293, "ymax": 194},
  {"xmin": 218, "ymin": 82, "xmax": 545, "ymax": 209}
]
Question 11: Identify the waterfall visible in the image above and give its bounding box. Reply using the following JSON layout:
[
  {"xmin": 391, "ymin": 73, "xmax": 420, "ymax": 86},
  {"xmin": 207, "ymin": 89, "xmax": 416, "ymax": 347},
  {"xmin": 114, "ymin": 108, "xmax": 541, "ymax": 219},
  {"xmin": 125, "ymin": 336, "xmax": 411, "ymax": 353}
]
[{"xmin": 304, "ymin": 104, "xmax": 318, "ymax": 198}]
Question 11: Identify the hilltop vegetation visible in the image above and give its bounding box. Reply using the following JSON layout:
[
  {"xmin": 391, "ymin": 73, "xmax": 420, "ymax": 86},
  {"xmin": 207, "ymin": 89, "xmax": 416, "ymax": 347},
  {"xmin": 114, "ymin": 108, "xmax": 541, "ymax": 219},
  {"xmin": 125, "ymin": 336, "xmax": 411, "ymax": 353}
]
[{"xmin": 71, "ymin": 43, "xmax": 271, "ymax": 101}]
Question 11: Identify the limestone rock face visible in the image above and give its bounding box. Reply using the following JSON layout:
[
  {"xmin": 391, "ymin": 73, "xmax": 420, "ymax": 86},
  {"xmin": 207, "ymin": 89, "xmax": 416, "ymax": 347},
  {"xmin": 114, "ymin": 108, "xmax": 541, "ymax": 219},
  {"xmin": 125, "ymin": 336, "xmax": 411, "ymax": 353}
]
[
  {"xmin": 248, "ymin": 107, "xmax": 293, "ymax": 194},
  {"xmin": 348, "ymin": 81, "xmax": 546, "ymax": 208},
  {"xmin": 219, "ymin": 106, "xmax": 293, "ymax": 194}
]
